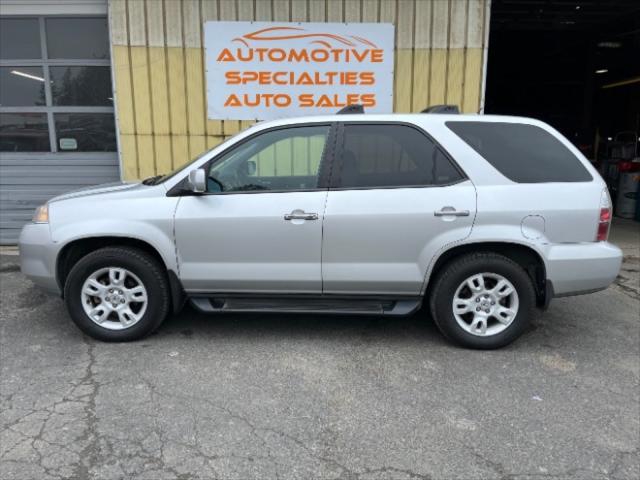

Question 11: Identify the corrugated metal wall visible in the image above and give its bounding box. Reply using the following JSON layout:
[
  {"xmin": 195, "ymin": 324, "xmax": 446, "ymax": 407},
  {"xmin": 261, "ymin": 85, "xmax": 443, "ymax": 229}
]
[{"xmin": 109, "ymin": 0, "xmax": 490, "ymax": 180}]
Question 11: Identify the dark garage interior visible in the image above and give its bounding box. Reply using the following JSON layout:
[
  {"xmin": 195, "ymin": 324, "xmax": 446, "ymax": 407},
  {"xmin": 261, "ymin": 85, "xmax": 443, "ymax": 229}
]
[{"xmin": 486, "ymin": 0, "xmax": 640, "ymax": 219}]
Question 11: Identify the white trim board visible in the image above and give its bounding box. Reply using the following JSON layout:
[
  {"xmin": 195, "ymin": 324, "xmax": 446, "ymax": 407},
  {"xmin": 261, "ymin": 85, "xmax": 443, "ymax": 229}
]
[
  {"xmin": 0, "ymin": 0, "xmax": 107, "ymax": 16},
  {"xmin": 479, "ymin": 0, "xmax": 492, "ymax": 114}
]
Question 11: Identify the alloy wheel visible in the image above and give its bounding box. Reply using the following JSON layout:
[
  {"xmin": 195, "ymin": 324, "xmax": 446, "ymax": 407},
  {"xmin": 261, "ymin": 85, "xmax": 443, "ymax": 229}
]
[
  {"xmin": 452, "ymin": 272, "xmax": 519, "ymax": 337},
  {"xmin": 80, "ymin": 267, "xmax": 148, "ymax": 330}
]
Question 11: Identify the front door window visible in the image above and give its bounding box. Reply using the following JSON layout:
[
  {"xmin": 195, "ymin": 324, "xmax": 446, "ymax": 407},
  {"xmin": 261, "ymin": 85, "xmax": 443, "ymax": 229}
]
[{"xmin": 206, "ymin": 125, "xmax": 330, "ymax": 193}]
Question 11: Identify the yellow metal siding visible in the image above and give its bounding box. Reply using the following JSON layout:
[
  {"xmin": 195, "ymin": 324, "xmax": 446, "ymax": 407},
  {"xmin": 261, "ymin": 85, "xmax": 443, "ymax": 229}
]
[{"xmin": 109, "ymin": 0, "xmax": 489, "ymax": 179}]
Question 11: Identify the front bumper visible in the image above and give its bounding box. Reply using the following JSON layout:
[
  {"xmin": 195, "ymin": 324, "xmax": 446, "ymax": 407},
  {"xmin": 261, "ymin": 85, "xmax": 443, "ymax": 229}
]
[
  {"xmin": 18, "ymin": 223, "xmax": 60, "ymax": 294},
  {"xmin": 544, "ymin": 241, "xmax": 623, "ymax": 297}
]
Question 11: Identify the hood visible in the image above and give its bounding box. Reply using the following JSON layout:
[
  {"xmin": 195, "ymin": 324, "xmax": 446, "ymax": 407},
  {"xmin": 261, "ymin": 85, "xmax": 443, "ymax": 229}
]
[{"xmin": 48, "ymin": 181, "xmax": 145, "ymax": 203}]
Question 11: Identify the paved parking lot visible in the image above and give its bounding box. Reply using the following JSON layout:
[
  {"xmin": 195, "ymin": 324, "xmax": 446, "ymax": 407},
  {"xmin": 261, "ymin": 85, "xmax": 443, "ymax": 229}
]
[{"xmin": 1, "ymin": 219, "xmax": 638, "ymax": 480}]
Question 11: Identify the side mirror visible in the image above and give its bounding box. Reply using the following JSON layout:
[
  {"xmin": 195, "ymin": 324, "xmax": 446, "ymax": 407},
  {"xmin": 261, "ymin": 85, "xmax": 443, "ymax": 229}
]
[
  {"xmin": 246, "ymin": 160, "xmax": 256, "ymax": 176},
  {"xmin": 188, "ymin": 168, "xmax": 206, "ymax": 193}
]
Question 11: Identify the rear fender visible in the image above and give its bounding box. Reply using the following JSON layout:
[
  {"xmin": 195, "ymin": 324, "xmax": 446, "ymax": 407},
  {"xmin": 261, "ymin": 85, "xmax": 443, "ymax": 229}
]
[{"xmin": 420, "ymin": 224, "xmax": 548, "ymax": 296}]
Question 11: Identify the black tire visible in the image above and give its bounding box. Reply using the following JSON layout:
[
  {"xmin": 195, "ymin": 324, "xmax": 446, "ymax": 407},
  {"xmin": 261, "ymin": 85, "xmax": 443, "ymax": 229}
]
[
  {"xmin": 428, "ymin": 252, "xmax": 536, "ymax": 349},
  {"xmin": 64, "ymin": 247, "xmax": 170, "ymax": 342}
]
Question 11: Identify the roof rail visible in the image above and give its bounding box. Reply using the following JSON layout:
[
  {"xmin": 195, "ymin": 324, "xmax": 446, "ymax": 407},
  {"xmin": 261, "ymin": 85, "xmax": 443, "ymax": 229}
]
[
  {"xmin": 337, "ymin": 104, "xmax": 365, "ymax": 115},
  {"xmin": 422, "ymin": 105, "xmax": 460, "ymax": 114}
]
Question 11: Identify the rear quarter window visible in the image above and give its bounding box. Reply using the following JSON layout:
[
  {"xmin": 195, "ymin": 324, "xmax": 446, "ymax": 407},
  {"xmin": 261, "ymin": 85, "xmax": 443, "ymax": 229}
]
[{"xmin": 446, "ymin": 121, "xmax": 593, "ymax": 183}]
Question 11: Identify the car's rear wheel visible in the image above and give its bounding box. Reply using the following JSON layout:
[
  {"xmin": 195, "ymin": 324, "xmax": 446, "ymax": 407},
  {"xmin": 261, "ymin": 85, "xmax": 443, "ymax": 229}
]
[
  {"xmin": 429, "ymin": 252, "xmax": 535, "ymax": 349},
  {"xmin": 64, "ymin": 247, "xmax": 170, "ymax": 341}
]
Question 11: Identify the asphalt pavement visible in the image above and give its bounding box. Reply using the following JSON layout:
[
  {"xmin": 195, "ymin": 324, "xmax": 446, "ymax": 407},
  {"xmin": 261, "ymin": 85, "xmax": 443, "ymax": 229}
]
[{"xmin": 1, "ymin": 219, "xmax": 638, "ymax": 480}]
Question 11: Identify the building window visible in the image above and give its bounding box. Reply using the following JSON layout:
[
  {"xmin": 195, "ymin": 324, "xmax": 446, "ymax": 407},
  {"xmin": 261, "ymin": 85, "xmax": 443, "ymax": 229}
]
[
  {"xmin": 45, "ymin": 17, "xmax": 111, "ymax": 60},
  {"xmin": 0, "ymin": 16, "xmax": 115, "ymax": 153},
  {"xmin": 0, "ymin": 67, "xmax": 46, "ymax": 106},
  {"xmin": 0, "ymin": 18, "xmax": 41, "ymax": 59},
  {"xmin": 54, "ymin": 113, "xmax": 116, "ymax": 152},
  {"xmin": 0, "ymin": 113, "xmax": 49, "ymax": 152}
]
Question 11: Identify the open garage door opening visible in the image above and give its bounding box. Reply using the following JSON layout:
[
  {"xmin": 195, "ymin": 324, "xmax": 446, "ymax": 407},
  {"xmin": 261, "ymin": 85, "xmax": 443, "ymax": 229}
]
[{"xmin": 485, "ymin": 0, "xmax": 640, "ymax": 220}]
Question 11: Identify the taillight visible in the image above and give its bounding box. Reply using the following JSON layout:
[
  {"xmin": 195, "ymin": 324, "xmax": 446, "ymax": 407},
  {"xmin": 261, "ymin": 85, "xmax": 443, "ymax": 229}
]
[
  {"xmin": 596, "ymin": 189, "xmax": 612, "ymax": 242},
  {"xmin": 596, "ymin": 208, "xmax": 611, "ymax": 241}
]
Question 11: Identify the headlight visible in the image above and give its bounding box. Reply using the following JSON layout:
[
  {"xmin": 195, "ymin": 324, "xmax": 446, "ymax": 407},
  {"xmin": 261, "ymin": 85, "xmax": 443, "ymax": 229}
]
[{"xmin": 33, "ymin": 204, "xmax": 49, "ymax": 224}]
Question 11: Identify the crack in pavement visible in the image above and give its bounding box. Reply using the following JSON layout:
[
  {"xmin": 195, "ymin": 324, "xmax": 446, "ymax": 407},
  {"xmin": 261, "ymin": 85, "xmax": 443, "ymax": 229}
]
[
  {"xmin": 70, "ymin": 338, "xmax": 99, "ymax": 480},
  {"xmin": 122, "ymin": 379, "xmax": 436, "ymax": 480},
  {"xmin": 1, "ymin": 246, "xmax": 638, "ymax": 480}
]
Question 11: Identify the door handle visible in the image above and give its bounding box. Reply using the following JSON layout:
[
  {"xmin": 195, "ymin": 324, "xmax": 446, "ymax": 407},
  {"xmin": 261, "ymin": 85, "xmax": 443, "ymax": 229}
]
[
  {"xmin": 434, "ymin": 207, "xmax": 470, "ymax": 217},
  {"xmin": 284, "ymin": 211, "xmax": 318, "ymax": 221}
]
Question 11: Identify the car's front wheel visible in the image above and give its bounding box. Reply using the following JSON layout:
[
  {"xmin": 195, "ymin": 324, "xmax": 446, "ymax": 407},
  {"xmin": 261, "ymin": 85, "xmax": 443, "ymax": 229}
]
[
  {"xmin": 64, "ymin": 247, "xmax": 170, "ymax": 341},
  {"xmin": 429, "ymin": 253, "xmax": 536, "ymax": 349}
]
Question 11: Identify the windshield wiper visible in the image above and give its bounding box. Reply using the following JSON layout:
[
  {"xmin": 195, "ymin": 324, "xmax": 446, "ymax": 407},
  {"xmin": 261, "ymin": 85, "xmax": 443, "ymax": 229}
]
[
  {"xmin": 141, "ymin": 174, "xmax": 165, "ymax": 185},
  {"xmin": 239, "ymin": 183, "xmax": 268, "ymax": 191}
]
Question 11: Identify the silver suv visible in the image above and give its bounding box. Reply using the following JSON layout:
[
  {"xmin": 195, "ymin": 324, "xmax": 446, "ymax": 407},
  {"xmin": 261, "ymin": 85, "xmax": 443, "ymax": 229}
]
[{"xmin": 19, "ymin": 112, "xmax": 622, "ymax": 349}]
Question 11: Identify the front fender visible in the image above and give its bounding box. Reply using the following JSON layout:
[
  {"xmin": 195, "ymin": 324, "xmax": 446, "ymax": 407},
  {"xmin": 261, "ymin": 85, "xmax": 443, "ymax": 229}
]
[{"xmin": 51, "ymin": 219, "xmax": 178, "ymax": 273}]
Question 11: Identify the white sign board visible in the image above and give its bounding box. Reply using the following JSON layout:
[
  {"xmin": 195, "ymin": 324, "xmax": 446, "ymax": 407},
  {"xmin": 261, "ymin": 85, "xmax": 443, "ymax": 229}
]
[{"xmin": 204, "ymin": 22, "xmax": 394, "ymax": 120}]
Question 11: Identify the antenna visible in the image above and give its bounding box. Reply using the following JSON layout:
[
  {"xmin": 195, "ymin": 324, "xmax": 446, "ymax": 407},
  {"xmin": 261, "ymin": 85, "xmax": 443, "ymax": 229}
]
[
  {"xmin": 422, "ymin": 105, "xmax": 460, "ymax": 114},
  {"xmin": 337, "ymin": 105, "xmax": 365, "ymax": 114}
]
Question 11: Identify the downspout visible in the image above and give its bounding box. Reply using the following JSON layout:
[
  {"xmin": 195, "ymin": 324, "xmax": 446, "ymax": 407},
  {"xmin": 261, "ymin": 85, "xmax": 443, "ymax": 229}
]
[{"xmin": 107, "ymin": 0, "xmax": 125, "ymax": 182}]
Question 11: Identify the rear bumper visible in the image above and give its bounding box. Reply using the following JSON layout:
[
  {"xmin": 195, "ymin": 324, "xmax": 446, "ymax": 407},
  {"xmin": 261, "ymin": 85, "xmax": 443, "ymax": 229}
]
[
  {"xmin": 18, "ymin": 223, "xmax": 60, "ymax": 294},
  {"xmin": 544, "ymin": 241, "xmax": 622, "ymax": 297}
]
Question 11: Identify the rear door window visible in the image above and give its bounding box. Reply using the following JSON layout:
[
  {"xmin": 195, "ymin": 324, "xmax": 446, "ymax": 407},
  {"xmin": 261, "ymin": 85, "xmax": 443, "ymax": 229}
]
[
  {"xmin": 446, "ymin": 121, "xmax": 592, "ymax": 183},
  {"xmin": 333, "ymin": 123, "xmax": 465, "ymax": 189}
]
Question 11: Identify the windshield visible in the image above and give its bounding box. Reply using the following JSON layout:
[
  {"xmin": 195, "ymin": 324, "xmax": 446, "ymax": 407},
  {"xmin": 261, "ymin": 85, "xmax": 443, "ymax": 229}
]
[{"xmin": 144, "ymin": 129, "xmax": 250, "ymax": 185}]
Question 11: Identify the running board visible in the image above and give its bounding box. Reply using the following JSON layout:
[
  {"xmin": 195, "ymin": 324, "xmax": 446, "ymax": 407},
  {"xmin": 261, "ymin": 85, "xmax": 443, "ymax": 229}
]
[{"xmin": 189, "ymin": 296, "xmax": 421, "ymax": 316}]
